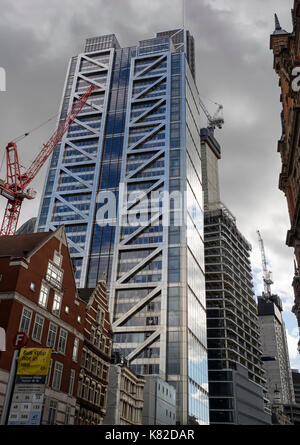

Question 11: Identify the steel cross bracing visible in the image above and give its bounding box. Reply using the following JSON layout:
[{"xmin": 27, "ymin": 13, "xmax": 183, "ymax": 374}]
[
  {"xmin": 41, "ymin": 48, "xmax": 115, "ymax": 286},
  {"xmin": 0, "ymin": 85, "xmax": 95, "ymax": 236},
  {"xmin": 110, "ymin": 51, "xmax": 171, "ymax": 375}
]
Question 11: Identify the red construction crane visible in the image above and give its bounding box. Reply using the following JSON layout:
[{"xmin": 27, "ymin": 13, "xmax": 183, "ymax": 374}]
[{"xmin": 0, "ymin": 84, "xmax": 95, "ymax": 236}]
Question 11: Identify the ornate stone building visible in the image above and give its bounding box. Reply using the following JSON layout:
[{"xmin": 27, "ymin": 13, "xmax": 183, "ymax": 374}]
[
  {"xmin": 270, "ymin": 1, "xmax": 300, "ymax": 349},
  {"xmin": 76, "ymin": 278, "xmax": 112, "ymax": 425},
  {"xmin": 103, "ymin": 361, "xmax": 145, "ymax": 426}
]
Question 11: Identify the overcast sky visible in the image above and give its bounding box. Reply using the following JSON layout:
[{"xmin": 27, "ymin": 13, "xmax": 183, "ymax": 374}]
[{"xmin": 0, "ymin": 0, "xmax": 299, "ymax": 369}]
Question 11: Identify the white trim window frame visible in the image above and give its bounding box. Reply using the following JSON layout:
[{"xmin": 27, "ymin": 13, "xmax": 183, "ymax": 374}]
[
  {"xmin": 72, "ymin": 337, "xmax": 79, "ymax": 362},
  {"xmin": 47, "ymin": 400, "xmax": 57, "ymax": 425},
  {"xmin": 52, "ymin": 292, "xmax": 62, "ymax": 317},
  {"xmin": 68, "ymin": 369, "xmax": 76, "ymax": 396},
  {"xmin": 52, "ymin": 361, "xmax": 63, "ymax": 390},
  {"xmin": 57, "ymin": 328, "xmax": 68, "ymax": 354},
  {"xmin": 32, "ymin": 314, "xmax": 45, "ymax": 342},
  {"xmin": 46, "ymin": 322, "xmax": 58, "ymax": 349},
  {"xmin": 46, "ymin": 261, "xmax": 63, "ymax": 289},
  {"xmin": 19, "ymin": 307, "xmax": 33, "ymax": 335},
  {"xmin": 46, "ymin": 359, "xmax": 53, "ymax": 386},
  {"xmin": 53, "ymin": 250, "xmax": 63, "ymax": 267},
  {"xmin": 39, "ymin": 282, "xmax": 50, "ymax": 308}
]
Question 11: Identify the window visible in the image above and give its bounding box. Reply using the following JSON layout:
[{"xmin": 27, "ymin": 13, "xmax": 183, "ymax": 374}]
[
  {"xmin": 96, "ymin": 306, "xmax": 105, "ymax": 326},
  {"xmin": 52, "ymin": 292, "xmax": 62, "ymax": 317},
  {"xmin": 47, "ymin": 400, "xmax": 57, "ymax": 425},
  {"xmin": 46, "ymin": 359, "xmax": 53, "ymax": 386},
  {"xmin": 47, "ymin": 323, "xmax": 58, "ymax": 348},
  {"xmin": 46, "ymin": 262, "xmax": 63, "ymax": 288},
  {"xmin": 32, "ymin": 314, "xmax": 44, "ymax": 342},
  {"xmin": 77, "ymin": 374, "xmax": 83, "ymax": 398},
  {"xmin": 91, "ymin": 357, "xmax": 97, "ymax": 374},
  {"xmin": 53, "ymin": 251, "xmax": 62, "ymax": 267},
  {"xmin": 30, "ymin": 282, "xmax": 35, "ymax": 292},
  {"xmin": 68, "ymin": 369, "xmax": 75, "ymax": 396},
  {"xmin": 72, "ymin": 338, "xmax": 79, "ymax": 362},
  {"xmin": 52, "ymin": 362, "xmax": 63, "ymax": 390},
  {"xmin": 95, "ymin": 331, "xmax": 101, "ymax": 347},
  {"xmin": 64, "ymin": 405, "xmax": 71, "ymax": 425},
  {"xmin": 90, "ymin": 327, "xmax": 95, "ymax": 343},
  {"xmin": 57, "ymin": 329, "xmax": 68, "ymax": 354},
  {"xmin": 19, "ymin": 307, "xmax": 32, "ymax": 334},
  {"xmin": 77, "ymin": 316, "xmax": 81, "ymax": 323},
  {"xmin": 39, "ymin": 283, "xmax": 49, "ymax": 308},
  {"xmin": 65, "ymin": 306, "xmax": 70, "ymax": 314},
  {"xmin": 81, "ymin": 348, "xmax": 86, "ymax": 367}
]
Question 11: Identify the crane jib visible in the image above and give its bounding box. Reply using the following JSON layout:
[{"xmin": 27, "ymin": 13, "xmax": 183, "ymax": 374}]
[{"xmin": 0, "ymin": 85, "xmax": 95, "ymax": 236}]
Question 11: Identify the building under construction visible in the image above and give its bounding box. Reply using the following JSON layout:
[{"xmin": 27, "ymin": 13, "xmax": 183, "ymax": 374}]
[
  {"xmin": 201, "ymin": 127, "xmax": 271, "ymax": 424},
  {"xmin": 255, "ymin": 232, "xmax": 295, "ymax": 422}
]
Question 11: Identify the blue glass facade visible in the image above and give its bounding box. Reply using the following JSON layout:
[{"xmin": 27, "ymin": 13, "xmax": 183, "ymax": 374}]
[{"xmin": 36, "ymin": 30, "xmax": 208, "ymax": 424}]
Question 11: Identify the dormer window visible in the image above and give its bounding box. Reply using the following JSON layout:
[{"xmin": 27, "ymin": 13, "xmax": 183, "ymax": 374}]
[{"xmin": 46, "ymin": 261, "xmax": 63, "ymax": 289}]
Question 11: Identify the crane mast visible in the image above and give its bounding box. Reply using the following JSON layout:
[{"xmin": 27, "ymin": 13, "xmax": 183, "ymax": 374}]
[
  {"xmin": 0, "ymin": 84, "xmax": 95, "ymax": 236},
  {"xmin": 257, "ymin": 230, "xmax": 273, "ymax": 299},
  {"xmin": 198, "ymin": 96, "xmax": 224, "ymax": 130}
]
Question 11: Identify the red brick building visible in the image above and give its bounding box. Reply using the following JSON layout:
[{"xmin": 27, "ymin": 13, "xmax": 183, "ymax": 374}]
[
  {"xmin": 0, "ymin": 226, "xmax": 86, "ymax": 424},
  {"xmin": 75, "ymin": 278, "xmax": 112, "ymax": 425},
  {"xmin": 270, "ymin": 1, "xmax": 300, "ymax": 349}
]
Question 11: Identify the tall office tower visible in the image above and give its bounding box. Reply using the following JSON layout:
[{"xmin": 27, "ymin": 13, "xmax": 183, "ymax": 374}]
[
  {"xmin": 257, "ymin": 294, "xmax": 295, "ymax": 406},
  {"xmin": 201, "ymin": 129, "xmax": 271, "ymax": 425},
  {"xmin": 36, "ymin": 30, "xmax": 208, "ymax": 425}
]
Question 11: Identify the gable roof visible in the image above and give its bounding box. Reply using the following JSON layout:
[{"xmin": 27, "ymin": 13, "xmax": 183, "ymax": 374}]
[
  {"xmin": 78, "ymin": 279, "xmax": 107, "ymax": 310},
  {"xmin": 0, "ymin": 231, "xmax": 54, "ymax": 259}
]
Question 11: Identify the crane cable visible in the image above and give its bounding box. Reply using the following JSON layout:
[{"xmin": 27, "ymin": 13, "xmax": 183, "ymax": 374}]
[
  {"xmin": 0, "ymin": 112, "xmax": 59, "ymax": 177},
  {"xmin": 11, "ymin": 112, "xmax": 59, "ymax": 143},
  {"xmin": 200, "ymin": 93, "xmax": 222, "ymax": 108}
]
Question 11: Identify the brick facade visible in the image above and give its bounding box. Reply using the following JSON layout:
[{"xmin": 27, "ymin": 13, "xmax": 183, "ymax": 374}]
[
  {"xmin": 270, "ymin": 1, "xmax": 300, "ymax": 348},
  {"xmin": 0, "ymin": 227, "xmax": 85, "ymax": 424},
  {"xmin": 75, "ymin": 280, "xmax": 112, "ymax": 424}
]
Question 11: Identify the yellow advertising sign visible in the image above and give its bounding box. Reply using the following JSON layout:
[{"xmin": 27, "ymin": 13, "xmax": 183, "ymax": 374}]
[{"xmin": 17, "ymin": 348, "xmax": 52, "ymax": 376}]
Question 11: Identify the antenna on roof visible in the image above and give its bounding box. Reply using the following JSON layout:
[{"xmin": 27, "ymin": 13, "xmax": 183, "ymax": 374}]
[{"xmin": 182, "ymin": 0, "xmax": 185, "ymax": 29}]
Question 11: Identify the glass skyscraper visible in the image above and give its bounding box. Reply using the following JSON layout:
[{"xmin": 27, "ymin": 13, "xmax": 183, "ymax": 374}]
[{"xmin": 36, "ymin": 30, "xmax": 208, "ymax": 424}]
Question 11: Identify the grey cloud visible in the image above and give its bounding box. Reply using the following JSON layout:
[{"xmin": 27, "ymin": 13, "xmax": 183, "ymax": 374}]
[{"xmin": 0, "ymin": 0, "xmax": 298, "ymax": 363}]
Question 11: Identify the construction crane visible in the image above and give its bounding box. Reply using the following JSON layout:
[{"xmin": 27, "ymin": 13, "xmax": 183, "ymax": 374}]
[
  {"xmin": 0, "ymin": 84, "xmax": 95, "ymax": 236},
  {"xmin": 198, "ymin": 96, "xmax": 224, "ymax": 130},
  {"xmin": 257, "ymin": 230, "xmax": 273, "ymax": 299}
]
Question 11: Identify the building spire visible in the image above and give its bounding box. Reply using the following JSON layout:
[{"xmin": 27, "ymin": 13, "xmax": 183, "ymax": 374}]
[
  {"xmin": 275, "ymin": 13, "xmax": 282, "ymax": 31},
  {"xmin": 273, "ymin": 13, "xmax": 288, "ymax": 35}
]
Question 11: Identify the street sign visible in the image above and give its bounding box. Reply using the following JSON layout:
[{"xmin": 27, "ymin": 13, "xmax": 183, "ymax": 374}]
[
  {"xmin": 13, "ymin": 332, "xmax": 28, "ymax": 349},
  {"xmin": 17, "ymin": 348, "xmax": 52, "ymax": 376},
  {"xmin": 7, "ymin": 348, "xmax": 52, "ymax": 425}
]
